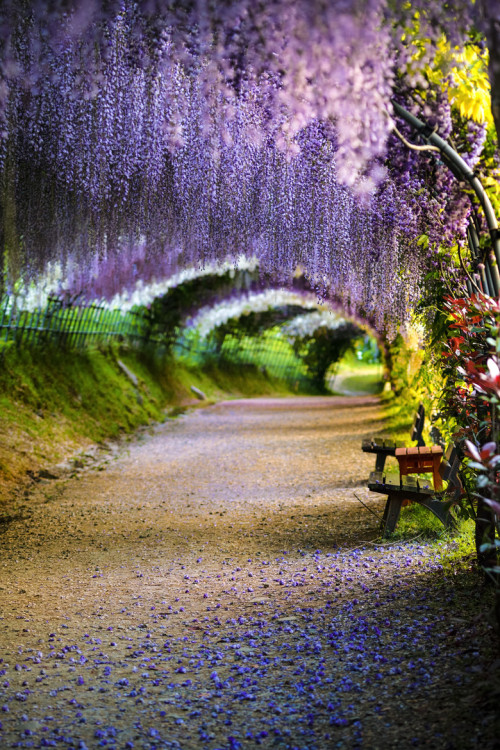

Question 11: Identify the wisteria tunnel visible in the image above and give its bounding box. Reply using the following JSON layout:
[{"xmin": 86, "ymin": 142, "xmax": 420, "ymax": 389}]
[{"xmin": 1, "ymin": 2, "xmax": 500, "ymax": 750}]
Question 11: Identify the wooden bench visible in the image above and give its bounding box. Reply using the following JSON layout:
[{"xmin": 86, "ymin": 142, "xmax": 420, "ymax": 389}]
[
  {"xmin": 362, "ymin": 403, "xmax": 425, "ymax": 472},
  {"xmin": 367, "ymin": 444, "xmax": 462, "ymax": 536},
  {"xmin": 396, "ymin": 445, "xmax": 444, "ymax": 490}
]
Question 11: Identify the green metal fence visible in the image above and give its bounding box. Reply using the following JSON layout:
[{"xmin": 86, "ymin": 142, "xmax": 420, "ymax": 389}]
[
  {"xmin": 174, "ymin": 328, "xmax": 314, "ymax": 389},
  {"xmin": 0, "ymin": 295, "xmax": 316, "ymax": 390},
  {"xmin": 0, "ymin": 296, "xmax": 153, "ymax": 349},
  {"xmin": 220, "ymin": 332, "xmax": 313, "ymax": 388}
]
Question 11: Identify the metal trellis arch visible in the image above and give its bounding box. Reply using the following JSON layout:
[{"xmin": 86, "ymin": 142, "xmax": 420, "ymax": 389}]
[{"xmin": 393, "ymin": 101, "xmax": 500, "ymax": 298}]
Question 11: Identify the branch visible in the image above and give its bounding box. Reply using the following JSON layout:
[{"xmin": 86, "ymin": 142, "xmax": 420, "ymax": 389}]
[
  {"xmin": 437, "ymin": 255, "xmax": 458, "ymax": 298},
  {"xmin": 392, "ymin": 125, "xmax": 441, "ymax": 153},
  {"xmin": 353, "ymin": 492, "xmax": 383, "ymax": 520},
  {"xmin": 481, "ymin": 2, "xmax": 500, "ymax": 149}
]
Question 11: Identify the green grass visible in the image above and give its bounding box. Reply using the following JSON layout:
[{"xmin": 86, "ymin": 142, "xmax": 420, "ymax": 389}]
[
  {"xmin": 389, "ymin": 501, "xmax": 461, "ymax": 538},
  {"xmin": 379, "ymin": 501, "xmax": 476, "ymax": 565},
  {"xmin": 199, "ymin": 359, "xmax": 298, "ymax": 396},
  {"xmin": 327, "ymin": 352, "xmax": 384, "ymax": 396},
  {"xmin": 333, "ymin": 371, "xmax": 384, "ymax": 395}
]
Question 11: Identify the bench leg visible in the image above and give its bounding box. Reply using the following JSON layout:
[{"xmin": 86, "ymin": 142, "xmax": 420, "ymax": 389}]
[
  {"xmin": 375, "ymin": 453, "xmax": 387, "ymax": 472},
  {"xmin": 432, "ymin": 458, "xmax": 443, "ymax": 491},
  {"xmin": 380, "ymin": 493, "xmax": 402, "ymax": 536},
  {"xmin": 417, "ymin": 497, "xmax": 457, "ymax": 529}
]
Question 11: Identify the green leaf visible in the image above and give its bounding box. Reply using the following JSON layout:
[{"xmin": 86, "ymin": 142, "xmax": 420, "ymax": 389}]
[{"xmin": 479, "ymin": 542, "xmax": 497, "ymax": 553}]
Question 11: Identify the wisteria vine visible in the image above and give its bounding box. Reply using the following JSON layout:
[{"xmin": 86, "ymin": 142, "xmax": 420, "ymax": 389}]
[{"xmin": 0, "ymin": 1, "xmax": 495, "ymax": 333}]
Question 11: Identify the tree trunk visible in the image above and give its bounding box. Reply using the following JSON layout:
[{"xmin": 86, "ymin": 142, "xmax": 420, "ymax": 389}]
[
  {"xmin": 479, "ymin": 1, "xmax": 500, "ymax": 149},
  {"xmin": 475, "ymin": 497, "xmax": 498, "ymax": 578},
  {"xmin": 0, "ymin": 136, "xmax": 20, "ymax": 294}
]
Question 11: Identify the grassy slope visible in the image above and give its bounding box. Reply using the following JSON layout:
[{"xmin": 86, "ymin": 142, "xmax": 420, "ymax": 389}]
[
  {"xmin": 0, "ymin": 343, "xmax": 296, "ymax": 503},
  {"xmin": 326, "ymin": 351, "xmax": 384, "ymax": 397}
]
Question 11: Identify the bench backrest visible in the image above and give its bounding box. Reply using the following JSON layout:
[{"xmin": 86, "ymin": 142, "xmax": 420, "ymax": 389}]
[
  {"xmin": 410, "ymin": 403, "xmax": 425, "ymax": 447},
  {"xmin": 430, "ymin": 425, "xmax": 445, "ymax": 449},
  {"xmin": 439, "ymin": 444, "xmax": 461, "ymax": 486}
]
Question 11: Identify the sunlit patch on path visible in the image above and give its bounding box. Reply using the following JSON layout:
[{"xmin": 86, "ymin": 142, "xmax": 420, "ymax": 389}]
[{"xmin": 0, "ymin": 397, "xmax": 495, "ymax": 749}]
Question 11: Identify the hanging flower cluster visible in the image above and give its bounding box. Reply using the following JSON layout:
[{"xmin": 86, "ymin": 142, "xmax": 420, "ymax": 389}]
[
  {"xmin": 17, "ymin": 256, "xmax": 260, "ymax": 312},
  {"xmin": 190, "ymin": 291, "xmax": 324, "ymax": 340},
  {"xmin": 282, "ymin": 311, "xmax": 358, "ymax": 340}
]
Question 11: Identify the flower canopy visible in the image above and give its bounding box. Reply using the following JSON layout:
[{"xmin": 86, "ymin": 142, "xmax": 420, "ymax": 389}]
[{"xmin": 0, "ymin": 1, "xmax": 497, "ymax": 333}]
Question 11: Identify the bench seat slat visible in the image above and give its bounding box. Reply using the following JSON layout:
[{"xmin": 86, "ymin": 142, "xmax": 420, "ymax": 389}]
[
  {"xmin": 401, "ymin": 475, "xmax": 418, "ymax": 488},
  {"xmin": 369, "ymin": 472, "xmax": 435, "ymax": 497},
  {"xmin": 362, "ymin": 442, "xmax": 397, "ymax": 453}
]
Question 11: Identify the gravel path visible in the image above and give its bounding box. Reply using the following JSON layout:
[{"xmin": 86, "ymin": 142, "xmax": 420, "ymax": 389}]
[{"xmin": 0, "ymin": 395, "xmax": 497, "ymax": 749}]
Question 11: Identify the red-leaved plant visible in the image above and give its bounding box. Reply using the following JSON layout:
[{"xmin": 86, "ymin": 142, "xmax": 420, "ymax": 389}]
[{"xmin": 439, "ymin": 294, "xmax": 499, "ymax": 598}]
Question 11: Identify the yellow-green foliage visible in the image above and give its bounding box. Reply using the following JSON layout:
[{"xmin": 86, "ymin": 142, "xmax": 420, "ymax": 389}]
[
  {"xmin": 425, "ymin": 37, "xmax": 492, "ymax": 125},
  {"xmin": 389, "ymin": 501, "xmax": 474, "ymax": 545},
  {"xmin": 383, "ymin": 325, "xmax": 444, "ymax": 442}
]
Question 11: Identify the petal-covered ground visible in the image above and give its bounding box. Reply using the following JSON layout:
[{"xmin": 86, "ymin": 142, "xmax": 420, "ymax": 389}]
[{"xmin": 0, "ymin": 396, "xmax": 497, "ymax": 749}]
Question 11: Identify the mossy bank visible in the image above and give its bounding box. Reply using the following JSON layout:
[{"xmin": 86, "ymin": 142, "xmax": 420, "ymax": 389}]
[{"xmin": 0, "ymin": 342, "xmax": 295, "ymax": 503}]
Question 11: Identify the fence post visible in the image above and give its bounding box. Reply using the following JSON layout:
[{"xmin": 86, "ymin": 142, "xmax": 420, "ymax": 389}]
[
  {"xmin": 50, "ymin": 297, "xmax": 64, "ymax": 346},
  {"xmin": 15, "ymin": 307, "xmax": 27, "ymax": 348},
  {"xmin": 0, "ymin": 296, "xmax": 9, "ymax": 341},
  {"xmin": 92, "ymin": 304, "xmax": 105, "ymax": 346},
  {"xmin": 4, "ymin": 298, "xmax": 17, "ymax": 342},
  {"xmin": 60, "ymin": 304, "xmax": 73, "ymax": 348},
  {"xmin": 74, "ymin": 305, "xmax": 87, "ymax": 348},
  {"xmin": 28, "ymin": 306, "xmax": 41, "ymax": 346}
]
